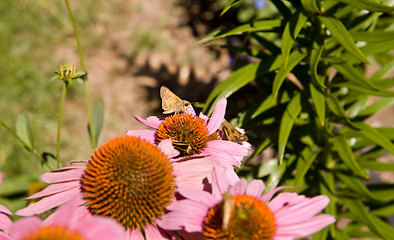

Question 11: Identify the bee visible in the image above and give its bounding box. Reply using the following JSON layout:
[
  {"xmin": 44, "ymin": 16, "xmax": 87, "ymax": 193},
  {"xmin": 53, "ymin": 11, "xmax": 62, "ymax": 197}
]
[
  {"xmin": 219, "ymin": 120, "xmax": 248, "ymax": 143},
  {"xmin": 160, "ymin": 86, "xmax": 191, "ymax": 114},
  {"xmin": 221, "ymin": 191, "xmax": 234, "ymax": 230}
]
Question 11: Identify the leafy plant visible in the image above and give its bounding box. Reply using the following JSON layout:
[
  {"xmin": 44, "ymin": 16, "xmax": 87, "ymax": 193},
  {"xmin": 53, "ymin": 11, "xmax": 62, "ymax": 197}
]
[{"xmin": 203, "ymin": 0, "xmax": 394, "ymax": 239}]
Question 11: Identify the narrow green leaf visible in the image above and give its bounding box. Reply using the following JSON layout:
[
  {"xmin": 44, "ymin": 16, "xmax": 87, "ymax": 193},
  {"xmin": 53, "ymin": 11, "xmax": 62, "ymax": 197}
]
[
  {"xmin": 199, "ymin": 19, "xmax": 282, "ymax": 44},
  {"xmin": 358, "ymin": 98, "xmax": 393, "ymax": 117},
  {"xmin": 319, "ymin": 170, "xmax": 337, "ymax": 237},
  {"xmin": 310, "ymin": 83, "xmax": 326, "ymax": 126},
  {"xmin": 353, "ymin": 122, "xmax": 394, "ymax": 155},
  {"xmin": 221, "ymin": 0, "xmax": 242, "ymax": 16},
  {"xmin": 204, "ymin": 55, "xmax": 283, "ymax": 114},
  {"xmin": 335, "ymin": 0, "xmax": 394, "ymax": 13},
  {"xmin": 350, "ymin": 30, "xmax": 394, "ymax": 43},
  {"xmin": 360, "ymin": 39, "xmax": 394, "ymax": 56},
  {"xmin": 370, "ymin": 204, "xmax": 394, "ymax": 217},
  {"xmin": 326, "ymin": 96, "xmax": 359, "ymax": 128},
  {"xmin": 251, "ymin": 91, "xmax": 290, "ymax": 118},
  {"xmin": 257, "ymin": 159, "xmax": 278, "ymax": 178},
  {"xmin": 282, "ymin": 10, "xmax": 308, "ymax": 68},
  {"xmin": 370, "ymin": 59, "xmax": 394, "ymax": 82},
  {"xmin": 265, "ymin": 160, "xmax": 286, "ymax": 192},
  {"xmin": 301, "ymin": 0, "xmax": 321, "ymax": 13},
  {"xmin": 90, "ymin": 99, "xmax": 105, "ymax": 147},
  {"xmin": 332, "ymin": 82, "xmax": 394, "ymax": 97},
  {"xmin": 295, "ymin": 147, "xmax": 321, "ymax": 185},
  {"xmin": 333, "ymin": 63, "xmax": 378, "ymax": 90},
  {"xmin": 343, "ymin": 198, "xmax": 393, "ymax": 239},
  {"xmin": 338, "ymin": 174, "xmax": 380, "ymax": 202},
  {"xmin": 278, "ymin": 93, "xmax": 302, "ymax": 164},
  {"xmin": 16, "ymin": 113, "xmax": 34, "ymax": 151},
  {"xmin": 309, "ymin": 41, "xmax": 326, "ymax": 88},
  {"xmin": 318, "ymin": 16, "xmax": 370, "ymax": 64},
  {"xmin": 333, "ymin": 135, "xmax": 368, "ymax": 178},
  {"xmin": 272, "ymin": 51, "xmax": 307, "ymax": 100}
]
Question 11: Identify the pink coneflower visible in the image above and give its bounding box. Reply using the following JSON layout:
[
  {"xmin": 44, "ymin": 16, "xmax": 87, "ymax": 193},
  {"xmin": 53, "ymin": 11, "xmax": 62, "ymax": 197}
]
[
  {"xmin": 9, "ymin": 199, "xmax": 124, "ymax": 240},
  {"xmin": 16, "ymin": 136, "xmax": 190, "ymax": 239},
  {"xmin": 127, "ymin": 98, "xmax": 250, "ymax": 169},
  {"xmin": 0, "ymin": 173, "xmax": 12, "ymax": 240},
  {"xmin": 159, "ymin": 167, "xmax": 336, "ymax": 240}
]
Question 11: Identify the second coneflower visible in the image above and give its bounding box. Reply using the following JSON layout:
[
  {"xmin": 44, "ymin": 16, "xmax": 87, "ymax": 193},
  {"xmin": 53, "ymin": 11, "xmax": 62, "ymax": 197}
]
[
  {"xmin": 16, "ymin": 136, "xmax": 183, "ymax": 239},
  {"xmin": 127, "ymin": 98, "xmax": 250, "ymax": 169}
]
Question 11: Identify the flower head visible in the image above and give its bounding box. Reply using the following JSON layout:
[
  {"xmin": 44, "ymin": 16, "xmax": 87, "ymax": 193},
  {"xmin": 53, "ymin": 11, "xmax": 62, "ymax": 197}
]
[
  {"xmin": 16, "ymin": 136, "xmax": 184, "ymax": 239},
  {"xmin": 9, "ymin": 199, "xmax": 124, "ymax": 240},
  {"xmin": 127, "ymin": 98, "xmax": 250, "ymax": 168},
  {"xmin": 159, "ymin": 167, "xmax": 336, "ymax": 240}
]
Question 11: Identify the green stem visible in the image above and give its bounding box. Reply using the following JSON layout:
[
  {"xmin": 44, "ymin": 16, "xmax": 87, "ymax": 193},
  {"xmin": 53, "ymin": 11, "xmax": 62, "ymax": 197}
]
[
  {"xmin": 56, "ymin": 83, "xmax": 67, "ymax": 168},
  {"xmin": 64, "ymin": 0, "xmax": 96, "ymax": 149}
]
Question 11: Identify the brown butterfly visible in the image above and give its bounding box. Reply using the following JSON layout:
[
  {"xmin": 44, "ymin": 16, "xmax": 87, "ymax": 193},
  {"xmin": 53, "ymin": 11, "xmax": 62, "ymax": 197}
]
[
  {"xmin": 160, "ymin": 86, "xmax": 191, "ymax": 114},
  {"xmin": 219, "ymin": 120, "xmax": 248, "ymax": 143}
]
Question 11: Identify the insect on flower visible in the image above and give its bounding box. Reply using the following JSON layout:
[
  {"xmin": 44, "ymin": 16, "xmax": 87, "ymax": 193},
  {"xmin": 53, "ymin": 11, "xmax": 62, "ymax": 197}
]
[
  {"xmin": 219, "ymin": 120, "xmax": 248, "ymax": 143},
  {"xmin": 160, "ymin": 86, "xmax": 191, "ymax": 114}
]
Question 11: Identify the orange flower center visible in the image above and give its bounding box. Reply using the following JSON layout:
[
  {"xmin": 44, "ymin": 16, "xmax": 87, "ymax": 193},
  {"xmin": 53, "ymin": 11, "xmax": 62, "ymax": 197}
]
[
  {"xmin": 156, "ymin": 114, "xmax": 216, "ymax": 156},
  {"xmin": 81, "ymin": 136, "xmax": 175, "ymax": 231},
  {"xmin": 22, "ymin": 225, "xmax": 84, "ymax": 240},
  {"xmin": 203, "ymin": 194, "xmax": 276, "ymax": 240}
]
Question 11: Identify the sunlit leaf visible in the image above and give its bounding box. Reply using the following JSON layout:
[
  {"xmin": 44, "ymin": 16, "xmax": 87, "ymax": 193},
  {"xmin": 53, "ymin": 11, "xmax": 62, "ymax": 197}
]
[
  {"xmin": 278, "ymin": 93, "xmax": 302, "ymax": 164},
  {"xmin": 301, "ymin": 0, "xmax": 321, "ymax": 13},
  {"xmin": 353, "ymin": 122, "xmax": 394, "ymax": 155},
  {"xmin": 335, "ymin": 0, "xmax": 394, "ymax": 12},
  {"xmin": 310, "ymin": 83, "xmax": 326, "ymax": 126},
  {"xmin": 221, "ymin": 0, "xmax": 242, "ymax": 16},
  {"xmin": 333, "ymin": 136, "xmax": 368, "ymax": 178},
  {"xmin": 318, "ymin": 16, "xmax": 370, "ymax": 64},
  {"xmin": 89, "ymin": 99, "xmax": 105, "ymax": 147}
]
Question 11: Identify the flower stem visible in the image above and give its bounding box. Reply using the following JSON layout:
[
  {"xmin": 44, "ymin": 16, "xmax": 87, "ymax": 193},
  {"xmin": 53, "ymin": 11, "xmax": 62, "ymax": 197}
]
[
  {"xmin": 56, "ymin": 83, "xmax": 67, "ymax": 168},
  {"xmin": 64, "ymin": 0, "xmax": 96, "ymax": 149}
]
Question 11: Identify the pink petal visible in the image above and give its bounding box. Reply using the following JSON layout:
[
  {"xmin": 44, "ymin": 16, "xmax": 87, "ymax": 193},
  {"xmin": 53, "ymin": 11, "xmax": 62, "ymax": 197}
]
[
  {"xmin": 211, "ymin": 167, "xmax": 231, "ymax": 198},
  {"xmin": 128, "ymin": 228, "xmax": 145, "ymax": 240},
  {"xmin": 41, "ymin": 167, "xmax": 85, "ymax": 183},
  {"xmin": 16, "ymin": 188, "xmax": 82, "ymax": 216},
  {"xmin": 245, "ymin": 180, "xmax": 265, "ymax": 198},
  {"xmin": 224, "ymin": 167, "xmax": 240, "ymax": 185},
  {"xmin": 26, "ymin": 181, "xmax": 80, "ymax": 200},
  {"xmin": 261, "ymin": 187, "xmax": 295, "ymax": 203},
  {"xmin": 206, "ymin": 98, "xmax": 226, "ymax": 134},
  {"xmin": 230, "ymin": 179, "xmax": 247, "ymax": 195},
  {"xmin": 275, "ymin": 196, "xmax": 330, "ymax": 225},
  {"xmin": 185, "ymin": 106, "xmax": 196, "ymax": 116},
  {"xmin": 9, "ymin": 216, "xmax": 41, "ymax": 239},
  {"xmin": 267, "ymin": 192, "xmax": 306, "ymax": 213},
  {"xmin": 77, "ymin": 216, "xmax": 125, "ymax": 240},
  {"xmin": 178, "ymin": 188, "xmax": 217, "ymax": 206},
  {"xmin": 134, "ymin": 116, "xmax": 161, "ymax": 129},
  {"xmin": 126, "ymin": 130, "xmax": 156, "ymax": 144},
  {"xmin": 275, "ymin": 214, "xmax": 335, "ymax": 238},
  {"xmin": 0, "ymin": 205, "xmax": 11, "ymax": 215},
  {"xmin": 0, "ymin": 214, "xmax": 12, "ymax": 231},
  {"xmin": 200, "ymin": 148, "xmax": 240, "ymax": 167},
  {"xmin": 0, "ymin": 231, "xmax": 12, "ymax": 240},
  {"xmin": 144, "ymin": 224, "xmax": 167, "ymax": 240},
  {"xmin": 158, "ymin": 139, "xmax": 180, "ymax": 158},
  {"xmin": 207, "ymin": 140, "xmax": 249, "ymax": 157}
]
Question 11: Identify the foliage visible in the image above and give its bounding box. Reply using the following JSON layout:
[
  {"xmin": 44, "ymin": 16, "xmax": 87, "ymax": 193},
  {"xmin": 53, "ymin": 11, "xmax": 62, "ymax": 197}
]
[{"xmin": 202, "ymin": 0, "xmax": 394, "ymax": 239}]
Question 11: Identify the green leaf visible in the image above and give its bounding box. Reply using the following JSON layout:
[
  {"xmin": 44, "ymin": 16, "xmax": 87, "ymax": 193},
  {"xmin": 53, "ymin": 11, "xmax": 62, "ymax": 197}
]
[
  {"xmin": 278, "ymin": 93, "xmax": 302, "ymax": 164},
  {"xmin": 199, "ymin": 19, "xmax": 282, "ymax": 43},
  {"xmin": 359, "ymin": 161, "xmax": 394, "ymax": 171},
  {"xmin": 353, "ymin": 122, "xmax": 394, "ymax": 155},
  {"xmin": 360, "ymin": 39, "xmax": 394, "ymax": 56},
  {"xmin": 272, "ymin": 51, "xmax": 307, "ymax": 100},
  {"xmin": 337, "ymin": 174, "xmax": 380, "ymax": 202},
  {"xmin": 89, "ymin": 99, "xmax": 105, "ymax": 147},
  {"xmin": 204, "ymin": 55, "xmax": 283, "ymax": 114},
  {"xmin": 251, "ymin": 91, "xmax": 290, "ymax": 118},
  {"xmin": 310, "ymin": 83, "xmax": 326, "ymax": 126},
  {"xmin": 335, "ymin": 0, "xmax": 394, "ymax": 13},
  {"xmin": 221, "ymin": 0, "xmax": 242, "ymax": 16},
  {"xmin": 319, "ymin": 170, "xmax": 337, "ymax": 237},
  {"xmin": 309, "ymin": 41, "xmax": 326, "ymax": 88},
  {"xmin": 358, "ymin": 98, "xmax": 393, "ymax": 117},
  {"xmin": 333, "ymin": 63, "xmax": 378, "ymax": 90},
  {"xmin": 370, "ymin": 59, "xmax": 394, "ymax": 82},
  {"xmin": 16, "ymin": 113, "xmax": 34, "ymax": 151},
  {"xmin": 318, "ymin": 16, "xmax": 370, "ymax": 64},
  {"xmin": 301, "ymin": 0, "xmax": 321, "ymax": 13},
  {"xmin": 265, "ymin": 160, "xmax": 286, "ymax": 192},
  {"xmin": 281, "ymin": 10, "xmax": 308, "ymax": 68},
  {"xmin": 331, "ymin": 82, "xmax": 394, "ymax": 97},
  {"xmin": 370, "ymin": 203, "xmax": 394, "ymax": 217},
  {"xmin": 325, "ymin": 96, "xmax": 359, "ymax": 128},
  {"xmin": 295, "ymin": 147, "xmax": 321, "ymax": 185},
  {"xmin": 333, "ymin": 135, "xmax": 368, "ymax": 178},
  {"xmin": 350, "ymin": 30, "xmax": 394, "ymax": 43},
  {"xmin": 257, "ymin": 159, "xmax": 279, "ymax": 178},
  {"xmin": 343, "ymin": 198, "xmax": 393, "ymax": 239}
]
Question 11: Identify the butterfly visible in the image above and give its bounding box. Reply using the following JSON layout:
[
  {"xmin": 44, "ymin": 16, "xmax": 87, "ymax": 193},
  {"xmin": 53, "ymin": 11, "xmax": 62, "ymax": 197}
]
[
  {"xmin": 160, "ymin": 86, "xmax": 191, "ymax": 114},
  {"xmin": 219, "ymin": 120, "xmax": 248, "ymax": 143}
]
